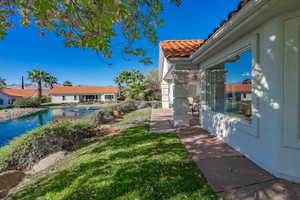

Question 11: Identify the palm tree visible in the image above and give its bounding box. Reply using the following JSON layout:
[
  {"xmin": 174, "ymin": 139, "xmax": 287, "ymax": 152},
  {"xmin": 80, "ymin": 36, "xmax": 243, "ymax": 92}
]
[
  {"xmin": 63, "ymin": 81, "xmax": 72, "ymax": 86},
  {"xmin": 45, "ymin": 75, "xmax": 58, "ymax": 89},
  {"xmin": 0, "ymin": 77, "xmax": 6, "ymax": 88},
  {"xmin": 28, "ymin": 69, "xmax": 48, "ymax": 103}
]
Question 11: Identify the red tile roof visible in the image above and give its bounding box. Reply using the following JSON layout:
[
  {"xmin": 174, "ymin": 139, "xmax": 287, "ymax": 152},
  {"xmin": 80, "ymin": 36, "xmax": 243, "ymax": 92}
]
[
  {"xmin": 160, "ymin": 0, "xmax": 252, "ymax": 59},
  {"xmin": 0, "ymin": 89, "xmax": 36, "ymax": 98},
  {"xmin": 48, "ymin": 86, "xmax": 118, "ymax": 95},
  {"xmin": 226, "ymin": 84, "xmax": 251, "ymax": 93},
  {"xmin": 160, "ymin": 40, "xmax": 205, "ymax": 58}
]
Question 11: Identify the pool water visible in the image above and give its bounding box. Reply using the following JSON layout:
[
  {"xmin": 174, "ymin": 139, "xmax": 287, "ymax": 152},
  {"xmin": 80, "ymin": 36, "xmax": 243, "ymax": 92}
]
[{"xmin": 0, "ymin": 107, "xmax": 100, "ymax": 147}]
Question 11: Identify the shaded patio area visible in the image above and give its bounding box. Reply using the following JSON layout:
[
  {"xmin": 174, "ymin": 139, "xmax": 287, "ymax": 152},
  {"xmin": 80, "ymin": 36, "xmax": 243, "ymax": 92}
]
[{"xmin": 150, "ymin": 109, "xmax": 300, "ymax": 200}]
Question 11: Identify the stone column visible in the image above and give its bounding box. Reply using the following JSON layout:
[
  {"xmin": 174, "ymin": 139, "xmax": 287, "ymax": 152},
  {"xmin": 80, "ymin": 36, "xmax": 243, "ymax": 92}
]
[
  {"xmin": 161, "ymin": 80, "xmax": 170, "ymax": 109},
  {"xmin": 172, "ymin": 70, "xmax": 190, "ymax": 127}
]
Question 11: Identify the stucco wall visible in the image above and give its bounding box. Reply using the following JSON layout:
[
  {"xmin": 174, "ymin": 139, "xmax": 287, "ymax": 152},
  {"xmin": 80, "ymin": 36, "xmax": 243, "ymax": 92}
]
[
  {"xmin": 51, "ymin": 94, "xmax": 117, "ymax": 103},
  {"xmin": 0, "ymin": 93, "xmax": 11, "ymax": 108},
  {"xmin": 200, "ymin": 11, "xmax": 300, "ymax": 183},
  {"xmin": 51, "ymin": 95, "xmax": 80, "ymax": 103}
]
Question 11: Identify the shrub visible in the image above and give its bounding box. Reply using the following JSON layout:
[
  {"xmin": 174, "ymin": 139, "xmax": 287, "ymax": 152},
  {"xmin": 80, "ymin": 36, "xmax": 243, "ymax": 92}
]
[
  {"xmin": 41, "ymin": 96, "xmax": 51, "ymax": 103},
  {"xmin": 13, "ymin": 98, "xmax": 40, "ymax": 108},
  {"xmin": 0, "ymin": 120, "xmax": 95, "ymax": 172},
  {"xmin": 88, "ymin": 99, "xmax": 150, "ymax": 126}
]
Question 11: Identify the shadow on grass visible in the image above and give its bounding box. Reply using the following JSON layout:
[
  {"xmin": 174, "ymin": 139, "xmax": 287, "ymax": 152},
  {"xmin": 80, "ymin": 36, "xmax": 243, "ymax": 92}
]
[{"xmin": 12, "ymin": 126, "xmax": 220, "ymax": 200}]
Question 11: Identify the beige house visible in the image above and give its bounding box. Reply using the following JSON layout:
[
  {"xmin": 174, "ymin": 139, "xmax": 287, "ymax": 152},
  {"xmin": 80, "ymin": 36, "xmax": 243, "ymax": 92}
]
[{"xmin": 159, "ymin": 0, "xmax": 300, "ymax": 183}]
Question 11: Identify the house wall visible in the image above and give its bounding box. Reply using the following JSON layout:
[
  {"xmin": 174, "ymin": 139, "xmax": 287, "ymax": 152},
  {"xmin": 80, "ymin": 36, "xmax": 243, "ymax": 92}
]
[
  {"xmin": 51, "ymin": 95, "xmax": 80, "ymax": 103},
  {"xmin": 0, "ymin": 93, "xmax": 22, "ymax": 108},
  {"xmin": 51, "ymin": 94, "xmax": 117, "ymax": 103},
  {"xmin": 200, "ymin": 10, "xmax": 300, "ymax": 183}
]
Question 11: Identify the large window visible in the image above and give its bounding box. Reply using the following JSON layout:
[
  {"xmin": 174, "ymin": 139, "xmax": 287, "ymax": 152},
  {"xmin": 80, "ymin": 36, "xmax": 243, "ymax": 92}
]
[
  {"xmin": 0, "ymin": 98, "xmax": 3, "ymax": 105},
  {"xmin": 205, "ymin": 50, "xmax": 253, "ymax": 121}
]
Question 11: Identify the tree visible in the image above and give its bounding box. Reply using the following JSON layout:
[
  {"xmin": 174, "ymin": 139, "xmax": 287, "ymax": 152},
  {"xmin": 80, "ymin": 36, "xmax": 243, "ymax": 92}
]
[
  {"xmin": 0, "ymin": 0, "xmax": 180, "ymax": 64},
  {"xmin": 63, "ymin": 81, "xmax": 72, "ymax": 87},
  {"xmin": 27, "ymin": 69, "xmax": 48, "ymax": 103},
  {"xmin": 45, "ymin": 75, "xmax": 58, "ymax": 89},
  {"xmin": 125, "ymin": 82, "xmax": 147, "ymax": 100},
  {"xmin": 0, "ymin": 77, "xmax": 6, "ymax": 88},
  {"xmin": 114, "ymin": 70, "xmax": 145, "ymax": 99},
  {"xmin": 145, "ymin": 68, "xmax": 160, "ymax": 92}
]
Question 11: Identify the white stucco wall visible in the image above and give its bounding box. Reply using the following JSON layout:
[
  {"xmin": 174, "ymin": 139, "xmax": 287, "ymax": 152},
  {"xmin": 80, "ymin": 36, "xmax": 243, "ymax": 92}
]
[
  {"xmin": 51, "ymin": 95, "xmax": 80, "ymax": 103},
  {"xmin": 0, "ymin": 93, "xmax": 22, "ymax": 108},
  {"xmin": 200, "ymin": 11, "xmax": 300, "ymax": 183},
  {"xmin": 51, "ymin": 94, "xmax": 117, "ymax": 103}
]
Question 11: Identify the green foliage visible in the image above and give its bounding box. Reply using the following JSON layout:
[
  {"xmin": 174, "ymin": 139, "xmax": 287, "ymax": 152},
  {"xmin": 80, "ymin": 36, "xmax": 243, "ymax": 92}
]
[
  {"xmin": 11, "ymin": 125, "xmax": 219, "ymax": 200},
  {"xmin": 0, "ymin": 120, "xmax": 95, "ymax": 172},
  {"xmin": 0, "ymin": 0, "xmax": 180, "ymax": 64},
  {"xmin": 12, "ymin": 98, "xmax": 40, "ymax": 108},
  {"xmin": 88, "ymin": 99, "xmax": 149, "ymax": 126},
  {"xmin": 125, "ymin": 82, "xmax": 148, "ymax": 100},
  {"xmin": 27, "ymin": 69, "xmax": 50, "ymax": 103},
  {"xmin": 62, "ymin": 81, "xmax": 72, "ymax": 87},
  {"xmin": 44, "ymin": 75, "xmax": 58, "ymax": 89}
]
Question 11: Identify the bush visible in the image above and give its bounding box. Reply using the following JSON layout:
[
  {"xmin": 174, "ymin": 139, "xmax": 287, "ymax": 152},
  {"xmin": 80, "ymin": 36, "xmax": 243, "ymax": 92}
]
[
  {"xmin": 0, "ymin": 120, "xmax": 95, "ymax": 172},
  {"xmin": 13, "ymin": 98, "xmax": 40, "ymax": 108},
  {"xmin": 88, "ymin": 99, "xmax": 150, "ymax": 126},
  {"xmin": 41, "ymin": 96, "xmax": 51, "ymax": 104}
]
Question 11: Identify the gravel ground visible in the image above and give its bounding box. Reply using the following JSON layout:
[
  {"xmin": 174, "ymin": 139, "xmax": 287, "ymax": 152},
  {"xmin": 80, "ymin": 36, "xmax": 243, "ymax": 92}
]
[{"xmin": 0, "ymin": 108, "xmax": 46, "ymax": 123}]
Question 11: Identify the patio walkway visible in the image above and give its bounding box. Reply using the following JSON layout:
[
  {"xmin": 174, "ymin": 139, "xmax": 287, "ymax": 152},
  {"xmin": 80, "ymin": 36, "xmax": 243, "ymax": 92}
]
[{"xmin": 150, "ymin": 109, "xmax": 300, "ymax": 200}]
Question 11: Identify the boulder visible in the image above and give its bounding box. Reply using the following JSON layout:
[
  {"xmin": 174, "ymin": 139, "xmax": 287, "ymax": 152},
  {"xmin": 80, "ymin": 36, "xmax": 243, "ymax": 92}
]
[
  {"xmin": 0, "ymin": 170, "xmax": 25, "ymax": 198},
  {"xmin": 32, "ymin": 151, "xmax": 66, "ymax": 173}
]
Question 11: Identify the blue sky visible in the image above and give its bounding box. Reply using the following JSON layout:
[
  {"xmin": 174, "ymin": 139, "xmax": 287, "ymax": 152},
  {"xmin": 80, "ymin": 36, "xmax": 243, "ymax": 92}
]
[{"xmin": 0, "ymin": 0, "xmax": 240, "ymax": 86}]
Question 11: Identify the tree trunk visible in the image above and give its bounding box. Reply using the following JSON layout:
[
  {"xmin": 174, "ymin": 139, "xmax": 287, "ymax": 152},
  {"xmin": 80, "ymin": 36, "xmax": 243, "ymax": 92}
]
[{"xmin": 37, "ymin": 81, "xmax": 42, "ymax": 104}]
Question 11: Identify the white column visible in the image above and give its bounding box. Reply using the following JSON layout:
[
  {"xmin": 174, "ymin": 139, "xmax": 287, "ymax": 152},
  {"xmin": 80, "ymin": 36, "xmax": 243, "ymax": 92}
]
[
  {"xmin": 172, "ymin": 70, "xmax": 190, "ymax": 127},
  {"xmin": 161, "ymin": 80, "xmax": 170, "ymax": 109}
]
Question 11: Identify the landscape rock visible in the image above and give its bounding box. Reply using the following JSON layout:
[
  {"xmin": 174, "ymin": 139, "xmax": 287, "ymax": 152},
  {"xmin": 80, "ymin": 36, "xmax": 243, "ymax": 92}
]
[
  {"xmin": 0, "ymin": 108, "xmax": 46, "ymax": 123},
  {"xmin": 0, "ymin": 170, "xmax": 25, "ymax": 198},
  {"xmin": 32, "ymin": 151, "xmax": 66, "ymax": 173}
]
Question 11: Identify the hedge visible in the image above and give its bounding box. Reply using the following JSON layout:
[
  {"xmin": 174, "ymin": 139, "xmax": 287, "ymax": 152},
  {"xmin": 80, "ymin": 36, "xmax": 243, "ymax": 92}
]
[
  {"xmin": 0, "ymin": 120, "xmax": 95, "ymax": 172},
  {"xmin": 13, "ymin": 98, "xmax": 40, "ymax": 108}
]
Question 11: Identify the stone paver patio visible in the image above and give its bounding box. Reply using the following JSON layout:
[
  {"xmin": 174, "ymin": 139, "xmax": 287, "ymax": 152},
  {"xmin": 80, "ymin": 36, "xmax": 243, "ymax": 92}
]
[{"xmin": 150, "ymin": 109, "xmax": 300, "ymax": 200}]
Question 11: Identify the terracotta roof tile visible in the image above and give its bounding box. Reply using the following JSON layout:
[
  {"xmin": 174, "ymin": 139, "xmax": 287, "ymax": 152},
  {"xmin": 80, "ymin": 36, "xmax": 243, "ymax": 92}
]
[
  {"xmin": 160, "ymin": 40, "xmax": 205, "ymax": 58},
  {"xmin": 160, "ymin": 0, "xmax": 252, "ymax": 59},
  {"xmin": 48, "ymin": 86, "xmax": 118, "ymax": 95},
  {"xmin": 226, "ymin": 84, "xmax": 251, "ymax": 93},
  {"xmin": 0, "ymin": 89, "xmax": 36, "ymax": 98}
]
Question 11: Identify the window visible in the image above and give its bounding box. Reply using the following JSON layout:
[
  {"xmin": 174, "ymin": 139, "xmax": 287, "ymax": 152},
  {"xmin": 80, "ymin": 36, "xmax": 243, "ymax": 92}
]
[
  {"xmin": 74, "ymin": 96, "xmax": 77, "ymax": 100},
  {"xmin": 105, "ymin": 95, "xmax": 114, "ymax": 100},
  {"xmin": 0, "ymin": 98, "xmax": 3, "ymax": 105},
  {"xmin": 62, "ymin": 96, "xmax": 66, "ymax": 101},
  {"xmin": 205, "ymin": 50, "xmax": 252, "ymax": 121}
]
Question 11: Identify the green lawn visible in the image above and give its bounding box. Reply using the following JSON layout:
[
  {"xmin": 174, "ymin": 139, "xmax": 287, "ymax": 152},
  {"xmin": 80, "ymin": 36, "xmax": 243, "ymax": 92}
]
[{"xmin": 10, "ymin": 110, "xmax": 221, "ymax": 200}]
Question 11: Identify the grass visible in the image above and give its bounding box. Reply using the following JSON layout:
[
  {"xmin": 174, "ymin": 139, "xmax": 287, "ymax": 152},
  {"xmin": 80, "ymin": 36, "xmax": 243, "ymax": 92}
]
[
  {"xmin": 112, "ymin": 108, "xmax": 152, "ymax": 129},
  {"xmin": 41, "ymin": 102, "xmax": 64, "ymax": 107},
  {"xmin": 9, "ymin": 109, "xmax": 221, "ymax": 200},
  {"xmin": 0, "ymin": 107, "xmax": 13, "ymax": 111}
]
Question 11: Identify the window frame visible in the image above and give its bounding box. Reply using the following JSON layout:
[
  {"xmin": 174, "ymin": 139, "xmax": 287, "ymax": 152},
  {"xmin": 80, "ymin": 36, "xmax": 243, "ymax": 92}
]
[{"xmin": 201, "ymin": 40, "xmax": 260, "ymax": 137}]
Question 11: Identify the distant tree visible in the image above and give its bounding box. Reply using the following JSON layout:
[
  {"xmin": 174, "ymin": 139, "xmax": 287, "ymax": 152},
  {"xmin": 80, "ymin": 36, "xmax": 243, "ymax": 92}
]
[
  {"xmin": 63, "ymin": 81, "xmax": 73, "ymax": 87},
  {"xmin": 115, "ymin": 70, "xmax": 145, "ymax": 100},
  {"xmin": 28, "ymin": 69, "xmax": 48, "ymax": 103},
  {"xmin": 125, "ymin": 82, "xmax": 148, "ymax": 100},
  {"xmin": 0, "ymin": 0, "xmax": 180, "ymax": 64},
  {"xmin": 145, "ymin": 68, "xmax": 160, "ymax": 92},
  {"xmin": 242, "ymin": 78, "xmax": 252, "ymax": 84},
  {"xmin": 45, "ymin": 75, "xmax": 58, "ymax": 89},
  {"xmin": 0, "ymin": 77, "xmax": 6, "ymax": 88}
]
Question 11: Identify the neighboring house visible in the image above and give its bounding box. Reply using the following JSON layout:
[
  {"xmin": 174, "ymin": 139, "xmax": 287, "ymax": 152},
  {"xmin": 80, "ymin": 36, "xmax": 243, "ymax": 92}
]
[
  {"xmin": 0, "ymin": 89, "xmax": 38, "ymax": 108},
  {"xmin": 226, "ymin": 84, "xmax": 252, "ymax": 101},
  {"xmin": 48, "ymin": 86, "xmax": 118, "ymax": 103},
  {"xmin": 159, "ymin": 0, "xmax": 300, "ymax": 183}
]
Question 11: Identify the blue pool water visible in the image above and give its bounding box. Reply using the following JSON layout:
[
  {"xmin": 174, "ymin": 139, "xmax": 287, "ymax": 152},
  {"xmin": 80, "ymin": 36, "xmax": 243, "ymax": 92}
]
[{"xmin": 0, "ymin": 107, "xmax": 100, "ymax": 147}]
